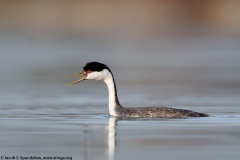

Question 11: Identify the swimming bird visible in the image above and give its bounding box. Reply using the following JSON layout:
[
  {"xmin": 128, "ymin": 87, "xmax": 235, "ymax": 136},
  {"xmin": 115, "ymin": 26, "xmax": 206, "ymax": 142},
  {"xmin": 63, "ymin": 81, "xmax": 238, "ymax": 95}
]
[{"xmin": 67, "ymin": 62, "xmax": 209, "ymax": 118}]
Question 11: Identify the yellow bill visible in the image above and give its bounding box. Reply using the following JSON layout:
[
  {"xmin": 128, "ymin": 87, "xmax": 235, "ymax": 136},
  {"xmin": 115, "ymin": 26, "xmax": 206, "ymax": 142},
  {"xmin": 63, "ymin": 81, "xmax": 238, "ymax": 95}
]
[{"xmin": 66, "ymin": 71, "xmax": 87, "ymax": 86}]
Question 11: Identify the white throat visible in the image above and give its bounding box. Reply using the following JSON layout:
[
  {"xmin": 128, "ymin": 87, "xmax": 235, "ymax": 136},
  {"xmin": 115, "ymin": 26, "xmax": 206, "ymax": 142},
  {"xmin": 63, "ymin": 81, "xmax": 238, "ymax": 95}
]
[{"xmin": 103, "ymin": 70, "xmax": 119, "ymax": 116}]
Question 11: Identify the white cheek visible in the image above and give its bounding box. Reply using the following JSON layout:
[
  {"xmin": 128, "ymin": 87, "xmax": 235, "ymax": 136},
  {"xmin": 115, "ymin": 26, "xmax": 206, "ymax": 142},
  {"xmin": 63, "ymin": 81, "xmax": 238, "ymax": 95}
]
[
  {"xmin": 85, "ymin": 69, "xmax": 111, "ymax": 81},
  {"xmin": 86, "ymin": 72, "xmax": 104, "ymax": 80}
]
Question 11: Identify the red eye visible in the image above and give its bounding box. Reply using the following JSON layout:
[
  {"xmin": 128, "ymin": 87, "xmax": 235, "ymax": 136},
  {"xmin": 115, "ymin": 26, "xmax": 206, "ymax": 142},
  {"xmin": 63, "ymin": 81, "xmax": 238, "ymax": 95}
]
[{"xmin": 87, "ymin": 70, "xmax": 91, "ymax": 73}]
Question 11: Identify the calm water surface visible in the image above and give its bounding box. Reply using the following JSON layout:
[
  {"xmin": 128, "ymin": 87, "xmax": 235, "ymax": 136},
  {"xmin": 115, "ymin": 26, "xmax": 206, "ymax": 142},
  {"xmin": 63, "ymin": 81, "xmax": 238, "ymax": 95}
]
[{"xmin": 1, "ymin": 34, "xmax": 240, "ymax": 160}]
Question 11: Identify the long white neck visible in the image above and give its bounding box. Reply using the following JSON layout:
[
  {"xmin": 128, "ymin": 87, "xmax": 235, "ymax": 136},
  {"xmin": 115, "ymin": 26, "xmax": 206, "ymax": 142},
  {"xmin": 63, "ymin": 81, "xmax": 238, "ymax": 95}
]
[{"xmin": 103, "ymin": 70, "xmax": 121, "ymax": 116}]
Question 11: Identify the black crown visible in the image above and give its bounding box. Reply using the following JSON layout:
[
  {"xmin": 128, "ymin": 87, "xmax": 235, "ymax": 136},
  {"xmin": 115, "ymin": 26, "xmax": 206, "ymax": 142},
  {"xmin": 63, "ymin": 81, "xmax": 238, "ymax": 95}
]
[{"xmin": 83, "ymin": 62, "xmax": 110, "ymax": 72}]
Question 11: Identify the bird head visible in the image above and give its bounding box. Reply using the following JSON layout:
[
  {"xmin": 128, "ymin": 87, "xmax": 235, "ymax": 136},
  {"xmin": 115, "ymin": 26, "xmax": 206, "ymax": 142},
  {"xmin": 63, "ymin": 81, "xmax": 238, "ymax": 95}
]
[{"xmin": 67, "ymin": 62, "xmax": 112, "ymax": 86}]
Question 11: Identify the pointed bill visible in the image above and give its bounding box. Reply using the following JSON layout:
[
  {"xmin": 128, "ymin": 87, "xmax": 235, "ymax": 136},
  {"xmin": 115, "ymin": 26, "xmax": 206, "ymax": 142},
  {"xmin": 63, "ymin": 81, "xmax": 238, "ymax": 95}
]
[
  {"xmin": 66, "ymin": 71, "xmax": 87, "ymax": 86},
  {"xmin": 67, "ymin": 77, "xmax": 86, "ymax": 86},
  {"xmin": 65, "ymin": 72, "xmax": 85, "ymax": 77}
]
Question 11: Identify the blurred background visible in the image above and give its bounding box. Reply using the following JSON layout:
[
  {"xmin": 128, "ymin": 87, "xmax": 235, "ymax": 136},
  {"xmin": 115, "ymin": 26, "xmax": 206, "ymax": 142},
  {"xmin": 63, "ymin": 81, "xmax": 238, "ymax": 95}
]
[
  {"xmin": 1, "ymin": 0, "xmax": 240, "ymax": 35},
  {"xmin": 0, "ymin": 0, "xmax": 240, "ymax": 107}
]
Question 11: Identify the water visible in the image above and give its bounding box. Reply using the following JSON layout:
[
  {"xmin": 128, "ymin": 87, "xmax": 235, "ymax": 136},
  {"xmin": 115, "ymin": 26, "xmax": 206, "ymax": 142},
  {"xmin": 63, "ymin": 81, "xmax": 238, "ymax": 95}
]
[
  {"xmin": 1, "ymin": 114, "xmax": 240, "ymax": 160},
  {"xmin": 1, "ymin": 33, "xmax": 240, "ymax": 160}
]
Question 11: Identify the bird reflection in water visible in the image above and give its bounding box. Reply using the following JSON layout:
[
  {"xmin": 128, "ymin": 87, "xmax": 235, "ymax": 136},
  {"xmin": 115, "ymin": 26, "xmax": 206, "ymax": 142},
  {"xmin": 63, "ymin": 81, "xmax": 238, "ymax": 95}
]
[
  {"xmin": 83, "ymin": 117, "xmax": 117, "ymax": 160},
  {"xmin": 107, "ymin": 117, "xmax": 117, "ymax": 160}
]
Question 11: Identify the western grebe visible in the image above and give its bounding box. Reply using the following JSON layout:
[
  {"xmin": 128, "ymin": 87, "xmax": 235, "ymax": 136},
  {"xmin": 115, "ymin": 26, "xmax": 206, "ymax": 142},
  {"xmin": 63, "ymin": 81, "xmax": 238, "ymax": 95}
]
[{"xmin": 67, "ymin": 62, "xmax": 209, "ymax": 118}]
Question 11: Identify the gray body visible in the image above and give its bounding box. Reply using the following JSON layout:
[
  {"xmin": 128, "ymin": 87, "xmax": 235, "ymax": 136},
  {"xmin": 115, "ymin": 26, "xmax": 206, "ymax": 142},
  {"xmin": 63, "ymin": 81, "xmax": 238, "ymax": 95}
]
[{"xmin": 116, "ymin": 105, "xmax": 209, "ymax": 118}]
